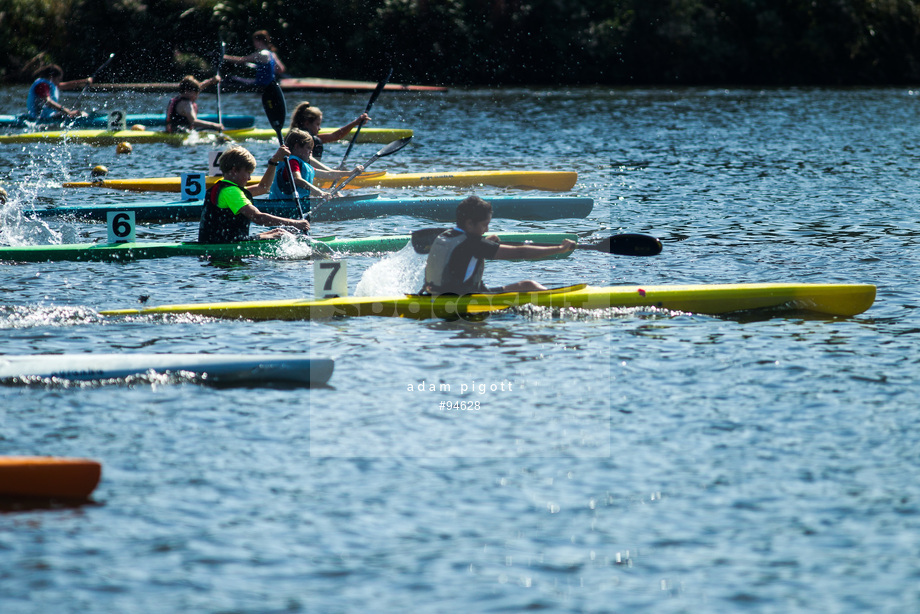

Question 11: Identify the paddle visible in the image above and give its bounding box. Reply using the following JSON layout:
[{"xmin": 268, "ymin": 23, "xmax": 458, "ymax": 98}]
[
  {"xmin": 329, "ymin": 136, "xmax": 411, "ymax": 195},
  {"xmin": 306, "ymin": 136, "xmax": 412, "ymax": 220},
  {"xmin": 216, "ymin": 41, "xmax": 225, "ymax": 131},
  {"xmin": 261, "ymin": 81, "xmax": 306, "ymax": 219},
  {"xmin": 75, "ymin": 53, "xmax": 115, "ymax": 112},
  {"xmin": 410, "ymin": 228, "xmax": 663, "ymax": 256},
  {"xmin": 338, "ymin": 67, "xmax": 392, "ymax": 169}
]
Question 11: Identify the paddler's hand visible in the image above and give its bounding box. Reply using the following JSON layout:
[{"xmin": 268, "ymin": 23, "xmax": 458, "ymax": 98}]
[
  {"xmin": 353, "ymin": 164, "xmax": 365, "ymax": 175},
  {"xmin": 561, "ymin": 239, "xmax": 577, "ymax": 252},
  {"xmin": 356, "ymin": 113, "xmax": 371, "ymax": 125},
  {"xmin": 318, "ymin": 190, "xmax": 334, "ymax": 201},
  {"xmin": 269, "ymin": 146, "xmax": 290, "ymax": 165}
]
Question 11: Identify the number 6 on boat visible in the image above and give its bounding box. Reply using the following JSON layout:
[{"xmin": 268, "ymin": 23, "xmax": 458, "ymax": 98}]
[{"xmin": 106, "ymin": 211, "xmax": 135, "ymax": 243}]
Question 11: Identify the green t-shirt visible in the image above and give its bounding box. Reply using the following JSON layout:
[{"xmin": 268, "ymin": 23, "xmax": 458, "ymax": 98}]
[{"xmin": 216, "ymin": 180, "xmax": 251, "ymax": 214}]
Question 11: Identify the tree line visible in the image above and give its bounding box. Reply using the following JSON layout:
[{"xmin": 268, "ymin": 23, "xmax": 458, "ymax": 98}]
[{"xmin": 3, "ymin": 0, "xmax": 920, "ymax": 86}]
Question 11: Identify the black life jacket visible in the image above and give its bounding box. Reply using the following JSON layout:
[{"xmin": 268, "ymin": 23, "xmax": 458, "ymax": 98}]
[{"xmin": 198, "ymin": 180, "xmax": 252, "ymax": 243}]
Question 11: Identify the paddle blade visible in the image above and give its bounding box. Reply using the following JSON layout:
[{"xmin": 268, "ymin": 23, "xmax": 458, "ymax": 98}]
[
  {"xmin": 591, "ymin": 234, "xmax": 662, "ymax": 256},
  {"xmin": 330, "ymin": 137, "xmax": 412, "ymax": 196},
  {"xmin": 373, "ymin": 135, "xmax": 412, "ymax": 159},
  {"xmin": 261, "ymin": 81, "xmax": 287, "ymax": 144},
  {"xmin": 366, "ymin": 67, "xmax": 393, "ymax": 111},
  {"xmin": 411, "ymin": 227, "xmax": 448, "ymax": 254}
]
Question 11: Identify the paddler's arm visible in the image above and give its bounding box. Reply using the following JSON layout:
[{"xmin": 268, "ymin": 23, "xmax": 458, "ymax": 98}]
[
  {"xmin": 308, "ymin": 156, "xmax": 335, "ymax": 172},
  {"xmin": 494, "ymin": 239, "xmax": 577, "ymax": 260},
  {"xmin": 239, "ymin": 204, "xmax": 310, "ymax": 233},
  {"xmin": 177, "ymin": 98, "xmax": 223, "ymax": 132},
  {"xmin": 199, "ymin": 75, "xmax": 220, "ymax": 90},
  {"xmin": 313, "ymin": 165, "xmax": 364, "ymax": 183},
  {"xmin": 272, "ymin": 52, "xmax": 287, "ymax": 75},
  {"xmin": 38, "ymin": 92, "xmax": 83, "ymax": 118},
  {"xmin": 59, "ymin": 77, "xmax": 92, "ymax": 90},
  {"xmin": 190, "ymin": 79, "xmax": 224, "ymax": 130},
  {"xmin": 291, "ymin": 172, "xmax": 333, "ymax": 199},
  {"xmin": 248, "ymin": 146, "xmax": 291, "ymax": 196},
  {"xmin": 224, "ymin": 51, "xmax": 265, "ymax": 64},
  {"xmin": 317, "ymin": 113, "xmax": 371, "ymax": 143}
]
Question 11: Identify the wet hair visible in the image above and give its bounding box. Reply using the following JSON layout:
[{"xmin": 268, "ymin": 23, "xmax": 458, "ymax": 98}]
[
  {"xmin": 34, "ymin": 64, "xmax": 64, "ymax": 80},
  {"xmin": 456, "ymin": 196, "xmax": 492, "ymax": 225},
  {"xmin": 219, "ymin": 146, "xmax": 257, "ymax": 174},
  {"xmin": 290, "ymin": 102, "xmax": 322, "ymax": 130},
  {"xmin": 284, "ymin": 128, "xmax": 314, "ymax": 151},
  {"xmin": 253, "ymin": 30, "xmax": 278, "ymax": 53},
  {"xmin": 178, "ymin": 75, "xmax": 203, "ymax": 94}
]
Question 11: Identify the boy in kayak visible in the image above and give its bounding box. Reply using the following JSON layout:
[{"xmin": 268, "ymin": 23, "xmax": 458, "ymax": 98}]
[
  {"xmin": 289, "ymin": 101, "xmax": 370, "ymax": 169},
  {"xmin": 199, "ymin": 145, "xmax": 311, "ymax": 243},
  {"xmin": 422, "ymin": 196, "xmax": 576, "ymax": 294},
  {"xmin": 26, "ymin": 65, "xmax": 93, "ymax": 120},
  {"xmin": 269, "ymin": 129, "xmax": 363, "ymax": 200},
  {"xmin": 165, "ymin": 76, "xmax": 224, "ymax": 133},
  {"xmin": 223, "ymin": 30, "xmax": 287, "ymax": 87}
]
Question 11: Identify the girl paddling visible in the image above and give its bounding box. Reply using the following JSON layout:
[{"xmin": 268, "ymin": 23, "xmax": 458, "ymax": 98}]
[{"xmin": 289, "ymin": 102, "xmax": 371, "ymax": 171}]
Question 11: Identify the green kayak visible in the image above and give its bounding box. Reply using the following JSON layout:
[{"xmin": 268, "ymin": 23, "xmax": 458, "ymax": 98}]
[{"xmin": 0, "ymin": 232, "xmax": 576, "ymax": 264}]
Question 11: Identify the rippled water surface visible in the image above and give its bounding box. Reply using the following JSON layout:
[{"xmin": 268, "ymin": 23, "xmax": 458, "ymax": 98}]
[{"xmin": 1, "ymin": 85, "xmax": 919, "ymax": 612}]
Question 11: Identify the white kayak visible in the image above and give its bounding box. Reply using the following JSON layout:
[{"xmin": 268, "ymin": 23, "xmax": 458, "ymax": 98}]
[{"xmin": 0, "ymin": 353, "xmax": 334, "ymax": 387}]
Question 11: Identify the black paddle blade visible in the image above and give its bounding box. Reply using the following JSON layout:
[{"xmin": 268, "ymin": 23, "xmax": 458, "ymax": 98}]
[
  {"xmin": 366, "ymin": 67, "xmax": 393, "ymax": 110},
  {"xmin": 261, "ymin": 81, "xmax": 287, "ymax": 143},
  {"xmin": 594, "ymin": 234, "xmax": 662, "ymax": 256},
  {"xmin": 411, "ymin": 227, "xmax": 448, "ymax": 254},
  {"xmin": 376, "ymin": 136, "xmax": 412, "ymax": 161}
]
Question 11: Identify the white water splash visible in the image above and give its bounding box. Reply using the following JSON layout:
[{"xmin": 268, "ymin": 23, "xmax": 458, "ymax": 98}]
[
  {"xmin": 0, "ymin": 189, "xmax": 64, "ymax": 246},
  {"xmin": 354, "ymin": 246, "xmax": 428, "ymax": 296}
]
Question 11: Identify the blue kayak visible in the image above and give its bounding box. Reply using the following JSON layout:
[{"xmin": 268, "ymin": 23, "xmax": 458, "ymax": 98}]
[
  {"xmin": 0, "ymin": 113, "xmax": 255, "ymax": 130},
  {"xmin": 28, "ymin": 195, "xmax": 594, "ymax": 223}
]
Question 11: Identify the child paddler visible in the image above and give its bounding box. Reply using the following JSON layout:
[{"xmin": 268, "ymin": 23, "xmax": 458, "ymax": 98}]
[
  {"xmin": 289, "ymin": 102, "xmax": 370, "ymax": 171},
  {"xmin": 421, "ymin": 196, "xmax": 576, "ymax": 295},
  {"xmin": 268, "ymin": 129, "xmax": 362, "ymax": 200},
  {"xmin": 223, "ymin": 30, "xmax": 287, "ymax": 88},
  {"xmin": 198, "ymin": 145, "xmax": 311, "ymax": 243},
  {"xmin": 26, "ymin": 64, "xmax": 93, "ymax": 120},
  {"xmin": 165, "ymin": 75, "xmax": 224, "ymax": 133}
]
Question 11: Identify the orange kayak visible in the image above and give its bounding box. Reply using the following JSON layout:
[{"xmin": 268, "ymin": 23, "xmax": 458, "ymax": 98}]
[{"xmin": 0, "ymin": 456, "xmax": 102, "ymax": 499}]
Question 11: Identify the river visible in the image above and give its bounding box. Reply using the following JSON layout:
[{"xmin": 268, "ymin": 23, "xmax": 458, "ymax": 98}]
[{"xmin": 1, "ymin": 85, "xmax": 918, "ymax": 611}]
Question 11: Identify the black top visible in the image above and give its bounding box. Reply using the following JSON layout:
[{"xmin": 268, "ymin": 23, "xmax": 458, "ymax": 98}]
[
  {"xmin": 198, "ymin": 180, "xmax": 253, "ymax": 243},
  {"xmin": 423, "ymin": 229, "xmax": 501, "ymax": 294}
]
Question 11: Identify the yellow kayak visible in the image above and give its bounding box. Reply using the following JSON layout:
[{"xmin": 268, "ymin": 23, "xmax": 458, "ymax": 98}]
[
  {"xmin": 64, "ymin": 170, "xmax": 577, "ymax": 193},
  {"xmin": 224, "ymin": 127, "xmax": 413, "ymax": 144},
  {"xmin": 0, "ymin": 129, "xmax": 222, "ymax": 146},
  {"xmin": 101, "ymin": 283, "xmax": 877, "ymax": 321}
]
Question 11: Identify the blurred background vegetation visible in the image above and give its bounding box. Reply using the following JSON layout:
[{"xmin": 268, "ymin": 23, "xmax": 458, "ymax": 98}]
[{"xmin": 3, "ymin": 0, "xmax": 920, "ymax": 86}]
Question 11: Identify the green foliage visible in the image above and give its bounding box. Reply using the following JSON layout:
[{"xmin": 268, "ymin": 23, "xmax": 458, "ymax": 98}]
[
  {"xmin": 4, "ymin": 0, "xmax": 920, "ymax": 85},
  {"xmin": 0, "ymin": 0, "xmax": 73, "ymax": 80}
]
